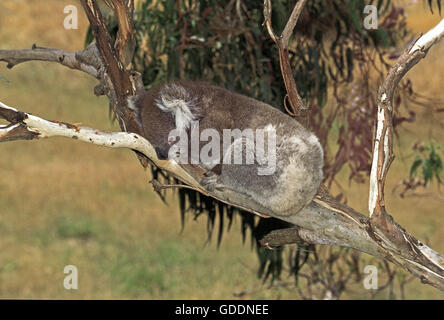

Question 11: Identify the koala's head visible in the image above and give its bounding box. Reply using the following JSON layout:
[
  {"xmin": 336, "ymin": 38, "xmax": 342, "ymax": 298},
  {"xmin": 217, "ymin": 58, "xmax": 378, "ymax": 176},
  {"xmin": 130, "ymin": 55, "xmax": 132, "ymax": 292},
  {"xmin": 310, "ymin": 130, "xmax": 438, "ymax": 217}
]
[
  {"xmin": 135, "ymin": 83, "xmax": 202, "ymax": 161},
  {"xmin": 132, "ymin": 91, "xmax": 177, "ymax": 160}
]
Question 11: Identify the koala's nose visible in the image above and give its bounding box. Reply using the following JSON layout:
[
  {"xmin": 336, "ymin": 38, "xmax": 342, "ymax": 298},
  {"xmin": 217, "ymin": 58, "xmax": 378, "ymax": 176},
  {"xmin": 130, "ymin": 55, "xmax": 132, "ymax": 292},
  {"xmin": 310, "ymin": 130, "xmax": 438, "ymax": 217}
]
[{"xmin": 155, "ymin": 146, "xmax": 169, "ymax": 160}]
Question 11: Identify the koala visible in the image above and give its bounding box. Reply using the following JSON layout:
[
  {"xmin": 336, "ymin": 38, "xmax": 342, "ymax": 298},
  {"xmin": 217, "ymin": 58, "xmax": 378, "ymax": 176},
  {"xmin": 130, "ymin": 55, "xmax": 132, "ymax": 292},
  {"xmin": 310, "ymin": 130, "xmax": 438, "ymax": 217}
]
[{"xmin": 128, "ymin": 81, "xmax": 324, "ymax": 216}]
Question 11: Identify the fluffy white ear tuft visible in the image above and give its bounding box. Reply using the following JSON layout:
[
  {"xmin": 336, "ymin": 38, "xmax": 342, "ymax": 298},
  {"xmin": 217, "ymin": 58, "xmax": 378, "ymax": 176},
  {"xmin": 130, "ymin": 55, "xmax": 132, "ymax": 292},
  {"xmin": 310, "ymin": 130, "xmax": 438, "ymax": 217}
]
[{"xmin": 155, "ymin": 84, "xmax": 199, "ymax": 131}]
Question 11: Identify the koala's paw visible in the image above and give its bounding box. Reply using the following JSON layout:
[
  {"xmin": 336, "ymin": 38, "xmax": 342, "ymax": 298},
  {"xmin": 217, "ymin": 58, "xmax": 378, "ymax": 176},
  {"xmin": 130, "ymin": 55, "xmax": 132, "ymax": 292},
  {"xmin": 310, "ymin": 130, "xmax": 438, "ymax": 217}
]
[{"xmin": 200, "ymin": 171, "xmax": 225, "ymax": 192}]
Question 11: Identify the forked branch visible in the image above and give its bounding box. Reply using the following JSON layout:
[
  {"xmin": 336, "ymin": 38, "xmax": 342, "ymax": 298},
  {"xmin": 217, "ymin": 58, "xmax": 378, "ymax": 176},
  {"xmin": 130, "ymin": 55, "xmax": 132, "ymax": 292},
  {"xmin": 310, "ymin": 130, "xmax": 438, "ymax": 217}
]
[
  {"xmin": 262, "ymin": 1, "xmax": 444, "ymax": 289},
  {"xmin": 369, "ymin": 20, "xmax": 444, "ymax": 239}
]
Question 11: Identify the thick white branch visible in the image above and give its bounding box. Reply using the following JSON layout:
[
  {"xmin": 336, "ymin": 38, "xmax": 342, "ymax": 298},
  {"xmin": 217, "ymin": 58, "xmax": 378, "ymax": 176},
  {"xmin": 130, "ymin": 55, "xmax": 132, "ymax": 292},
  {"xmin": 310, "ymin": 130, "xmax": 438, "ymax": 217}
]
[
  {"xmin": 409, "ymin": 18, "xmax": 444, "ymax": 54},
  {"xmin": 0, "ymin": 101, "xmax": 198, "ymax": 186}
]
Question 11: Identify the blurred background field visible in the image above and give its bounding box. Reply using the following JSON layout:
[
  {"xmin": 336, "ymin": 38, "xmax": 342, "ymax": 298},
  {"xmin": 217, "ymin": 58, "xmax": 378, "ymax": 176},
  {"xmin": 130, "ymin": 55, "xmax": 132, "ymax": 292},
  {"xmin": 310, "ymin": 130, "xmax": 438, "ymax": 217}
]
[{"xmin": 0, "ymin": 0, "xmax": 443, "ymax": 299}]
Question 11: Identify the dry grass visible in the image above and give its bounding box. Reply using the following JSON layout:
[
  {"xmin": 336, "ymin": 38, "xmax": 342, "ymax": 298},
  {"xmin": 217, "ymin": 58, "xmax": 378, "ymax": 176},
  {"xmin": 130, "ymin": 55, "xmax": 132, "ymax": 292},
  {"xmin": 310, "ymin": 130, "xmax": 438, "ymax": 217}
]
[{"xmin": 0, "ymin": 0, "xmax": 443, "ymax": 299}]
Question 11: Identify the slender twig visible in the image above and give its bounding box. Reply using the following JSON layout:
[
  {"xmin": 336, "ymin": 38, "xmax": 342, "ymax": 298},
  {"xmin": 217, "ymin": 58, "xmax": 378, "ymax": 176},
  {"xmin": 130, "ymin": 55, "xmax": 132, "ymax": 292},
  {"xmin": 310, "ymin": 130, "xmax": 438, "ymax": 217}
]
[
  {"xmin": 150, "ymin": 179, "xmax": 201, "ymax": 192},
  {"xmin": 263, "ymin": 0, "xmax": 307, "ymax": 122}
]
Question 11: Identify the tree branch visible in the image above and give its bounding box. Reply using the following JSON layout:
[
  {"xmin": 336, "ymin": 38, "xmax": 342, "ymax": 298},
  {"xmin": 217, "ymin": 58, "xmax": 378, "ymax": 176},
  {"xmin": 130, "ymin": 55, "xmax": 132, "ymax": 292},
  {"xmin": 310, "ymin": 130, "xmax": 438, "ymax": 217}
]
[
  {"xmin": 263, "ymin": 190, "xmax": 444, "ymax": 290},
  {"xmin": 369, "ymin": 19, "xmax": 444, "ymax": 244},
  {"xmin": 0, "ymin": 46, "xmax": 98, "ymax": 78},
  {"xmin": 79, "ymin": 0, "xmax": 144, "ymax": 157},
  {"xmin": 263, "ymin": 0, "xmax": 307, "ymax": 123},
  {"xmin": 103, "ymin": 0, "xmax": 136, "ymax": 69},
  {"xmin": 262, "ymin": 1, "xmax": 444, "ymax": 290},
  {"xmin": 370, "ymin": 20, "xmax": 444, "ymax": 222}
]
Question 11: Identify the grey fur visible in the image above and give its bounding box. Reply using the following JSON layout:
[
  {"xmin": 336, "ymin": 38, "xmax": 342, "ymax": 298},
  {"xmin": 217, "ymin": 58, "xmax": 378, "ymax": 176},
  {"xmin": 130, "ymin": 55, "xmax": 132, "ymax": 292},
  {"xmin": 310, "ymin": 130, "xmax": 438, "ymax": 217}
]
[{"xmin": 135, "ymin": 81, "xmax": 324, "ymax": 216}]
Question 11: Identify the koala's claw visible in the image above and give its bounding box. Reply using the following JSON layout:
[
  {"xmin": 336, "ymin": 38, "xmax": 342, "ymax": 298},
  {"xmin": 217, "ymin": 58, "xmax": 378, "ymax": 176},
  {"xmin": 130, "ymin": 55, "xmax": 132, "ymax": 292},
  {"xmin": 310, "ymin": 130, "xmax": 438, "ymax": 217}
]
[{"xmin": 200, "ymin": 171, "xmax": 224, "ymax": 192}]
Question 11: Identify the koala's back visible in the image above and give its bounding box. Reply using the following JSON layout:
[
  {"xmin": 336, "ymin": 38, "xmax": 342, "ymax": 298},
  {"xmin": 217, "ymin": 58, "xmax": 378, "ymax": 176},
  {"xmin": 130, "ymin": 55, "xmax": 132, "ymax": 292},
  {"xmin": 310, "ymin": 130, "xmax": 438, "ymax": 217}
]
[
  {"xmin": 158, "ymin": 81, "xmax": 304, "ymax": 132},
  {"xmin": 137, "ymin": 80, "xmax": 307, "ymax": 131}
]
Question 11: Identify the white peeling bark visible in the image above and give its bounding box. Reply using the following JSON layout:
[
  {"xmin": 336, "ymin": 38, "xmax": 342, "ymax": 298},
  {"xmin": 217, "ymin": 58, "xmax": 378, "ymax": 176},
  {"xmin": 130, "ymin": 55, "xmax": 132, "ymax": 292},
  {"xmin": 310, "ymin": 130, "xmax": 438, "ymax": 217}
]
[
  {"xmin": 409, "ymin": 19, "xmax": 444, "ymax": 54},
  {"xmin": 369, "ymin": 18, "xmax": 444, "ymax": 217},
  {"xmin": 369, "ymin": 106, "xmax": 386, "ymax": 217},
  {"xmin": 0, "ymin": 101, "xmax": 199, "ymax": 187}
]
